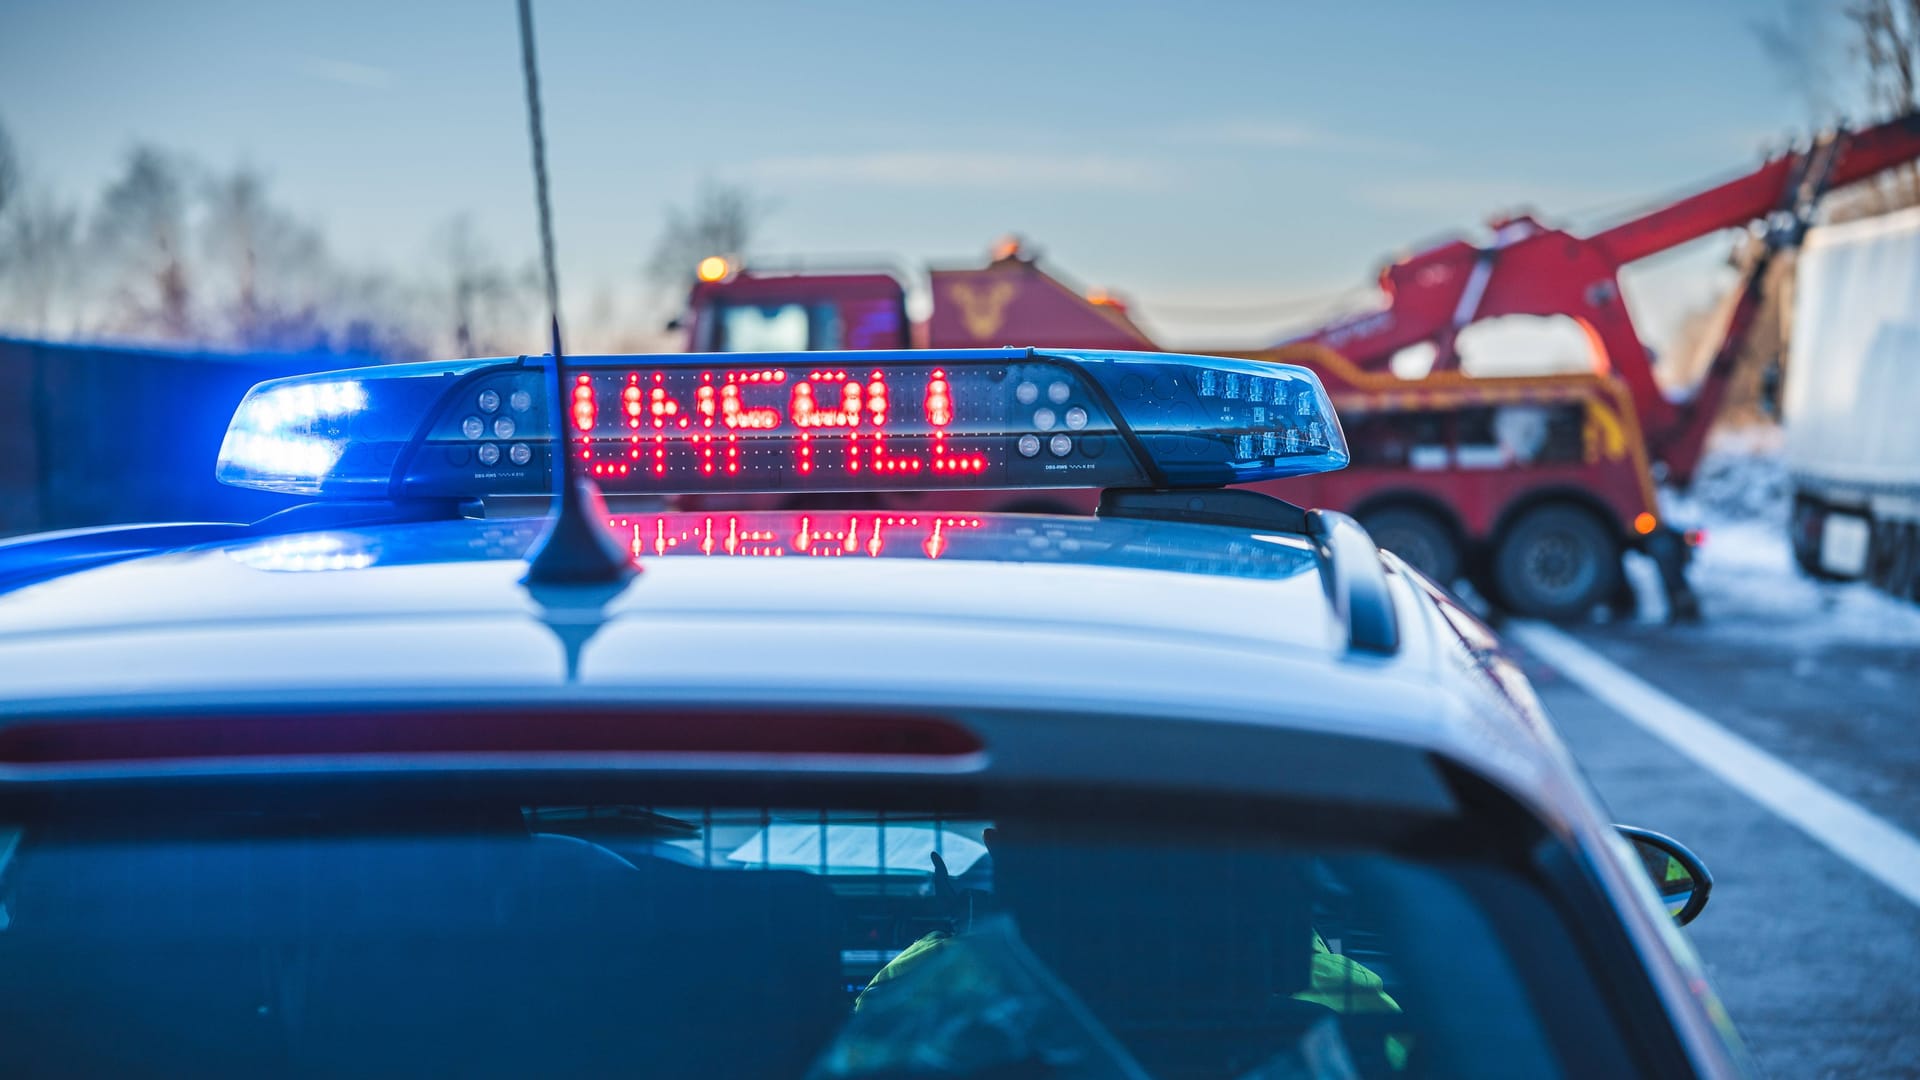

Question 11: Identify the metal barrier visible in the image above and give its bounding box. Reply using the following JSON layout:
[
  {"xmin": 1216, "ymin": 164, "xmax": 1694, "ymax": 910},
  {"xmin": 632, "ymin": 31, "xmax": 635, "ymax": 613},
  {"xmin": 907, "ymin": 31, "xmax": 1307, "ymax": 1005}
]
[{"xmin": 0, "ymin": 338, "xmax": 377, "ymax": 537}]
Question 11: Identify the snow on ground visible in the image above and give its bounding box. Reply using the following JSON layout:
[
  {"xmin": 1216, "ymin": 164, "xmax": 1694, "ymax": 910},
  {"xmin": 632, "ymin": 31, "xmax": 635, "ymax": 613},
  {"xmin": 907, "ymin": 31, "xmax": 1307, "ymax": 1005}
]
[{"xmin": 1637, "ymin": 426, "xmax": 1920, "ymax": 647}]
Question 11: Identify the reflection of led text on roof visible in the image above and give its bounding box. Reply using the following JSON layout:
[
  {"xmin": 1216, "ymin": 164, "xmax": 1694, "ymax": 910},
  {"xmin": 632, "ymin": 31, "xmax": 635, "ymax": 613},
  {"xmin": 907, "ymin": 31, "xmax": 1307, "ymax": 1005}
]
[{"xmin": 609, "ymin": 515, "xmax": 984, "ymax": 560}]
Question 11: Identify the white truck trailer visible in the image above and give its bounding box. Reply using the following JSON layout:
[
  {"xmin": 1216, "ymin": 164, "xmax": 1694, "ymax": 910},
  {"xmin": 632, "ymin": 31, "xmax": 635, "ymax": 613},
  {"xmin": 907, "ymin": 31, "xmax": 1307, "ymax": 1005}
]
[{"xmin": 1785, "ymin": 205, "xmax": 1920, "ymax": 602}]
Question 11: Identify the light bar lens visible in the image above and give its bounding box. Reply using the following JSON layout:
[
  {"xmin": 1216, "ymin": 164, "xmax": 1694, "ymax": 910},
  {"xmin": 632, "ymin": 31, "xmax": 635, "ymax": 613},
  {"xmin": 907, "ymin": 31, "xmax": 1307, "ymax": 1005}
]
[
  {"xmin": 216, "ymin": 380, "xmax": 364, "ymax": 490},
  {"xmin": 216, "ymin": 359, "xmax": 501, "ymax": 497},
  {"xmin": 1081, "ymin": 351, "xmax": 1348, "ymax": 487},
  {"xmin": 218, "ymin": 350, "xmax": 1347, "ymax": 498}
]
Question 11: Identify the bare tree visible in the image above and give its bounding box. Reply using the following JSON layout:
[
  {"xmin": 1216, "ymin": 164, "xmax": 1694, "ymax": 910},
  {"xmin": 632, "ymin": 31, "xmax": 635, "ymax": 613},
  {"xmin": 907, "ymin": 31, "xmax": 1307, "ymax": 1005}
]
[
  {"xmin": 0, "ymin": 195, "xmax": 81, "ymax": 336},
  {"xmin": 644, "ymin": 182, "xmax": 763, "ymax": 292},
  {"xmin": 202, "ymin": 167, "xmax": 333, "ymax": 350},
  {"xmin": 0, "ymin": 121, "xmax": 85, "ymax": 337},
  {"xmin": 0, "ymin": 126, "xmax": 523, "ymax": 360},
  {"xmin": 432, "ymin": 215, "xmax": 535, "ymax": 356},
  {"xmin": 440, "ymin": 215, "xmax": 492, "ymax": 355},
  {"xmin": 1821, "ymin": 0, "xmax": 1920, "ymax": 218},
  {"xmin": 92, "ymin": 147, "xmax": 196, "ymax": 341},
  {"xmin": 0, "ymin": 120, "xmax": 18, "ymax": 224},
  {"xmin": 0, "ymin": 119, "xmax": 25, "ymax": 307},
  {"xmin": 325, "ymin": 266, "xmax": 432, "ymax": 362},
  {"xmin": 1851, "ymin": 0, "xmax": 1920, "ymax": 112}
]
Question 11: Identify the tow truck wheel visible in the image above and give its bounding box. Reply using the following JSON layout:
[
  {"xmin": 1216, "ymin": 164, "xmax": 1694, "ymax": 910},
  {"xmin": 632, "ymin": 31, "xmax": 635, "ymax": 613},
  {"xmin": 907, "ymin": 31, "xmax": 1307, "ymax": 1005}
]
[
  {"xmin": 1492, "ymin": 504, "xmax": 1621, "ymax": 620},
  {"xmin": 1359, "ymin": 505, "xmax": 1461, "ymax": 586}
]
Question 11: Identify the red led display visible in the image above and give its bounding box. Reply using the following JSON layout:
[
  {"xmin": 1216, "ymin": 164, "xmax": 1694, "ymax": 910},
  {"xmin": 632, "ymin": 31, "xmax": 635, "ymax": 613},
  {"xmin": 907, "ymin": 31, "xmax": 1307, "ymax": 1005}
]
[
  {"xmin": 572, "ymin": 374, "xmax": 597, "ymax": 432},
  {"xmin": 609, "ymin": 514, "xmax": 985, "ymax": 560},
  {"xmin": 562, "ymin": 363, "xmax": 1010, "ymax": 490}
]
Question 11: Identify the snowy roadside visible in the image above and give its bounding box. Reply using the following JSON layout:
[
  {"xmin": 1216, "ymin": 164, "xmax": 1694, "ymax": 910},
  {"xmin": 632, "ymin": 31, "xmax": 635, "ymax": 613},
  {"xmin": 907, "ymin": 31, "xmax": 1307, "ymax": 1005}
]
[{"xmin": 1632, "ymin": 426, "xmax": 1920, "ymax": 647}]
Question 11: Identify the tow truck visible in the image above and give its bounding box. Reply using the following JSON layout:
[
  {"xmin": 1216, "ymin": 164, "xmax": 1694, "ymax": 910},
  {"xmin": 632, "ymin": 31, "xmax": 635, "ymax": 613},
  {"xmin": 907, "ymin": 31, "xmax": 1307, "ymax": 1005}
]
[{"xmin": 679, "ymin": 115, "xmax": 1920, "ymax": 619}]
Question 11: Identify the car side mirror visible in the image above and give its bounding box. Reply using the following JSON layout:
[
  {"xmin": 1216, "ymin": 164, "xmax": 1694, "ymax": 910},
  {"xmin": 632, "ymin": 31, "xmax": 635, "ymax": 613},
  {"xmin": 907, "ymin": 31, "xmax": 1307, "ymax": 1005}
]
[{"xmin": 1617, "ymin": 825, "xmax": 1712, "ymax": 926}]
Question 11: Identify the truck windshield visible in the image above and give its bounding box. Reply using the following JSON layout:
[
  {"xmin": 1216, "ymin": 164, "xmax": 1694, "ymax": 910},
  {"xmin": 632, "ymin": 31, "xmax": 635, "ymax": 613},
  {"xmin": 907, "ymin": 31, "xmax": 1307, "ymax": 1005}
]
[
  {"xmin": 708, "ymin": 297, "xmax": 907, "ymax": 351},
  {"xmin": 0, "ymin": 800, "xmax": 1631, "ymax": 1079},
  {"xmin": 719, "ymin": 302, "xmax": 815, "ymax": 351}
]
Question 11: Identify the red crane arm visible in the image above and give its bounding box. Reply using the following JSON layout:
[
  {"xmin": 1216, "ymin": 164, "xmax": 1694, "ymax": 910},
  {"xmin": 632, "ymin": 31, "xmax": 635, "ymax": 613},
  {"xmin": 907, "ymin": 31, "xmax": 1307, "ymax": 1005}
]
[
  {"xmin": 1590, "ymin": 157, "xmax": 1799, "ymax": 266},
  {"xmin": 1594, "ymin": 115, "xmax": 1920, "ymax": 265},
  {"xmin": 1286, "ymin": 114, "xmax": 1920, "ymax": 473}
]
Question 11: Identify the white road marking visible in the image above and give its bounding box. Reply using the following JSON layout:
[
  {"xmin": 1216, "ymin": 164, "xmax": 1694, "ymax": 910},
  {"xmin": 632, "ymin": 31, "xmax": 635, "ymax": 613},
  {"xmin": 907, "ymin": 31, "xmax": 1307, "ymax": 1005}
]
[{"xmin": 1510, "ymin": 620, "xmax": 1920, "ymax": 908}]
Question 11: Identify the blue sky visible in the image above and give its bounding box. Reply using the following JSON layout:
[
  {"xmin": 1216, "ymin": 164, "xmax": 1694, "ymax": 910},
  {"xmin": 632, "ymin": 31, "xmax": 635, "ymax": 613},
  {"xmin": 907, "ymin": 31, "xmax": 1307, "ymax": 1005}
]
[{"xmin": 0, "ymin": 0, "xmax": 1853, "ymax": 348}]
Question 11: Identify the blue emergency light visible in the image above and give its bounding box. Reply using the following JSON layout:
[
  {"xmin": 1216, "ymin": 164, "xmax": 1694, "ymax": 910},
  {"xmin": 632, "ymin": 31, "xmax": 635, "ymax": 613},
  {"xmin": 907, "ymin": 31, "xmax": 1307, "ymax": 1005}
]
[{"xmin": 215, "ymin": 348, "xmax": 1348, "ymax": 498}]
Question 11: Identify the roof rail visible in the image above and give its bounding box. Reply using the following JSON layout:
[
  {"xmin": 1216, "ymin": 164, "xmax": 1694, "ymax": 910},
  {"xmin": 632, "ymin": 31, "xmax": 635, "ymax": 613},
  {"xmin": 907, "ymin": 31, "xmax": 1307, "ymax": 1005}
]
[
  {"xmin": 1096, "ymin": 491, "xmax": 1399, "ymax": 656},
  {"xmin": 1306, "ymin": 510, "xmax": 1399, "ymax": 656}
]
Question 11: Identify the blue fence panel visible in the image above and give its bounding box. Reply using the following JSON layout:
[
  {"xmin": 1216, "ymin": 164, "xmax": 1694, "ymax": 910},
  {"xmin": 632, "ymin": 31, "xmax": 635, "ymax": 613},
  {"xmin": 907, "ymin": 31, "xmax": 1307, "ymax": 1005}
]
[{"xmin": 0, "ymin": 339, "xmax": 386, "ymax": 536}]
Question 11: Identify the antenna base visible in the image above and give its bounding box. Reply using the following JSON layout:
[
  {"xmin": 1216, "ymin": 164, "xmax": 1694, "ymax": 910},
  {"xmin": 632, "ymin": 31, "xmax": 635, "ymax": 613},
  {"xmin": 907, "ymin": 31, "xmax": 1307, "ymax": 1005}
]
[{"xmin": 521, "ymin": 477, "xmax": 638, "ymax": 585}]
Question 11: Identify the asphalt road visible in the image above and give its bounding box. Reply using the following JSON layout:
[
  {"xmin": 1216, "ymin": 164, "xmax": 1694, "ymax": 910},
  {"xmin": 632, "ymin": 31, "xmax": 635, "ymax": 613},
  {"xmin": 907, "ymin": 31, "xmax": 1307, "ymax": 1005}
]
[{"xmin": 1508, "ymin": 601, "xmax": 1920, "ymax": 1079}]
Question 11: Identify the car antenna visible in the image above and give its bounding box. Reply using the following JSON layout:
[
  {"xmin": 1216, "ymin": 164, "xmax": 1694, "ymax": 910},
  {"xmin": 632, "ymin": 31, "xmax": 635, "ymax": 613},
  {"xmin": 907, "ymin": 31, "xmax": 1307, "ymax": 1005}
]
[{"xmin": 514, "ymin": 0, "xmax": 636, "ymax": 585}]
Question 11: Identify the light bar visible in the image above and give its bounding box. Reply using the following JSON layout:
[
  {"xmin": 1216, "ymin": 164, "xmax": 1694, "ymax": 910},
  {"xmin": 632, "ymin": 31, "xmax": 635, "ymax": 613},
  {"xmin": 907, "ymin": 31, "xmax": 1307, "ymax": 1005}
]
[{"xmin": 217, "ymin": 348, "xmax": 1348, "ymax": 498}]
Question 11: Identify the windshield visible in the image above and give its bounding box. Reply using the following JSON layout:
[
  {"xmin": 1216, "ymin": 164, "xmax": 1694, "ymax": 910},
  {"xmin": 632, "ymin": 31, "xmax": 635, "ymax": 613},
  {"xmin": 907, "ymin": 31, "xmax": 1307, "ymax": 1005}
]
[
  {"xmin": 711, "ymin": 298, "xmax": 908, "ymax": 352},
  {"xmin": 0, "ymin": 798, "xmax": 1629, "ymax": 1079},
  {"xmin": 720, "ymin": 302, "xmax": 817, "ymax": 351}
]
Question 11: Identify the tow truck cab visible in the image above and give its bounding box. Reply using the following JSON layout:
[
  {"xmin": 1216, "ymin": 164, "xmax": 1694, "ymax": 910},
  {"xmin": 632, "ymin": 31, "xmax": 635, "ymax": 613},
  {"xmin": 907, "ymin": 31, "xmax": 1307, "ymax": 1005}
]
[{"xmin": 686, "ymin": 266, "xmax": 912, "ymax": 354}]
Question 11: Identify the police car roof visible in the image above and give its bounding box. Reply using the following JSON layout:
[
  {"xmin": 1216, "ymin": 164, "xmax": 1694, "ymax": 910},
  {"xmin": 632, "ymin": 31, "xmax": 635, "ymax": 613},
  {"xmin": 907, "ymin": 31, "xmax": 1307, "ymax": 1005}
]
[{"xmin": 0, "ymin": 509, "xmax": 1572, "ymax": 805}]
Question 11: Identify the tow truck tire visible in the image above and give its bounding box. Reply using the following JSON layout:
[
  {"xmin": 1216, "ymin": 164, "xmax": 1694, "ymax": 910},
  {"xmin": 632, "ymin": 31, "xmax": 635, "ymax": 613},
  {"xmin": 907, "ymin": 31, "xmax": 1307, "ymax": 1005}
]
[
  {"xmin": 1492, "ymin": 503, "xmax": 1620, "ymax": 620},
  {"xmin": 1359, "ymin": 505, "xmax": 1461, "ymax": 586}
]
